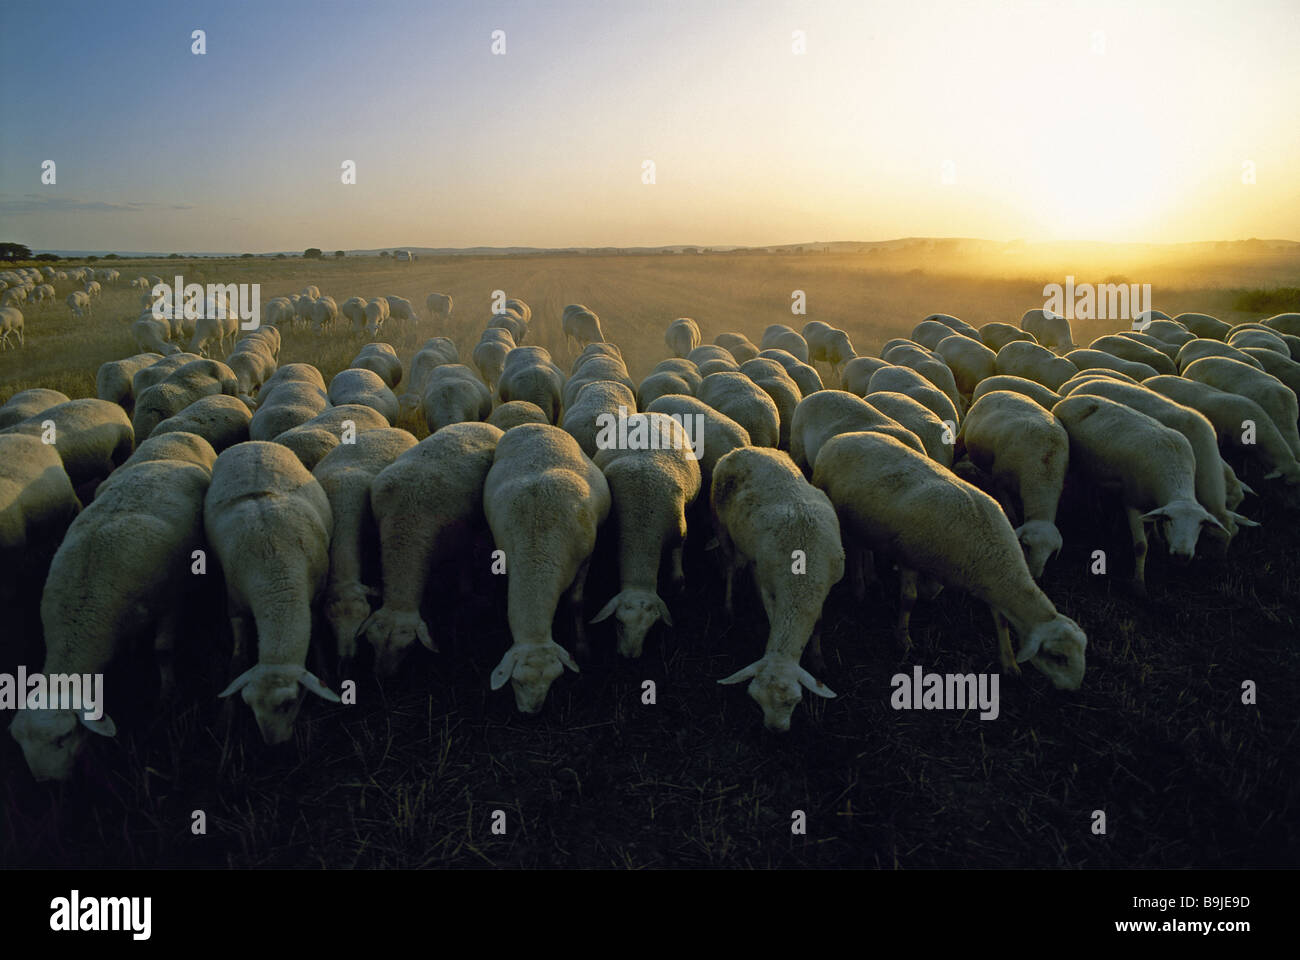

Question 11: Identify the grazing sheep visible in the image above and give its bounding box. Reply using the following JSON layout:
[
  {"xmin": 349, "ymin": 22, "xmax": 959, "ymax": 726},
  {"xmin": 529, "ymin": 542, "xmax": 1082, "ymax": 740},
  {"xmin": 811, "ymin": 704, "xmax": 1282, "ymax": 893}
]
[
  {"xmin": 208, "ymin": 442, "xmax": 340, "ymax": 744},
  {"xmin": 425, "ymin": 292, "xmax": 453, "ymax": 324},
  {"xmin": 260, "ymin": 362, "xmax": 327, "ymax": 397},
  {"xmin": 420, "ymin": 363, "xmax": 493, "ymax": 433},
  {"xmin": 645, "ymin": 394, "xmax": 751, "ymax": 491},
  {"xmin": 1141, "ymin": 319, "xmax": 1196, "ymax": 348},
  {"xmin": 712, "ymin": 447, "xmax": 842, "ymax": 731},
  {"xmin": 1261, "ymin": 313, "xmax": 1300, "ymax": 338},
  {"xmin": 591, "ymin": 414, "xmax": 702, "ymax": 658},
  {"xmin": 561, "ymin": 380, "xmax": 638, "ymax": 459},
  {"xmin": 866, "ymin": 364, "xmax": 960, "ymax": 428},
  {"xmin": 0, "ymin": 435, "xmax": 80, "ymax": 612},
  {"xmin": 301, "ymin": 285, "xmax": 321, "ymax": 300},
  {"xmin": 957, "ymin": 391, "xmax": 1068, "ymax": 578},
  {"xmin": 227, "ymin": 334, "xmax": 278, "ymax": 400},
  {"xmin": 263, "ymin": 297, "xmax": 296, "ymax": 328},
  {"xmin": 759, "ymin": 325, "xmax": 809, "ymax": 362},
  {"xmin": 562, "ymin": 304, "xmax": 604, "ymax": 353},
  {"xmin": 921, "ymin": 313, "xmax": 982, "ymax": 340},
  {"xmin": 351, "ymin": 342, "xmax": 403, "ymax": 389},
  {"xmin": 312, "ymin": 428, "xmax": 418, "ymax": 666},
  {"xmin": 504, "ymin": 298, "xmax": 532, "ymax": 324},
  {"xmin": 340, "ymin": 296, "xmax": 367, "ymax": 334},
  {"xmin": 1089, "ymin": 335, "xmax": 1176, "ymax": 376},
  {"xmin": 248, "ymin": 380, "xmax": 330, "ymax": 442},
  {"xmin": 310, "ymin": 295, "xmax": 340, "ymax": 334},
  {"xmin": 83, "ymin": 280, "xmax": 102, "ymax": 300},
  {"xmin": 1117, "ymin": 331, "xmax": 1180, "ymax": 363},
  {"xmin": 688, "ymin": 345, "xmax": 735, "ymax": 368},
  {"xmin": 979, "ymin": 322, "xmax": 1036, "ymax": 352},
  {"xmin": 0, "ymin": 306, "xmax": 24, "ymax": 349},
  {"xmin": 132, "ymin": 352, "xmax": 201, "ymax": 396},
  {"xmin": 1175, "ymin": 313, "xmax": 1231, "ymax": 341},
  {"xmin": 1057, "ymin": 370, "xmax": 1141, "ymax": 395},
  {"xmin": 96, "ymin": 354, "xmax": 161, "ymax": 414},
  {"xmin": 0, "ymin": 388, "xmax": 71, "ymax": 429},
  {"xmin": 497, "ymin": 348, "xmax": 566, "ymax": 424},
  {"xmin": 1063, "ymin": 348, "xmax": 1159, "ymax": 382},
  {"xmin": 803, "ymin": 323, "xmax": 856, "ymax": 374},
  {"xmin": 1020, "ymin": 309, "xmax": 1074, "ymax": 354},
  {"xmin": 714, "ymin": 332, "xmax": 760, "ymax": 363},
  {"xmin": 488, "ymin": 401, "xmax": 549, "ymax": 431},
  {"xmin": 10, "ymin": 458, "xmax": 211, "ymax": 780},
  {"xmin": 487, "ymin": 311, "xmax": 527, "ymax": 344},
  {"xmin": 883, "ymin": 346, "xmax": 964, "ymax": 416},
  {"xmin": 363, "ymin": 298, "xmax": 389, "ymax": 339},
  {"xmin": 840, "ymin": 356, "xmax": 892, "ymax": 397},
  {"xmin": 1183, "ymin": 357, "xmax": 1300, "ymax": 461},
  {"xmin": 401, "ymin": 337, "xmax": 461, "ymax": 415},
  {"xmin": 789, "ymin": 389, "xmax": 916, "ymax": 474},
  {"xmin": 189, "ymin": 307, "xmax": 239, "ymax": 358},
  {"xmin": 934, "ymin": 334, "xmax": 997, "ymax": 398},
  {"xmin": 384, "ymin": 295, "xmax": 419, "ymax": 323},
  {"xmin": 571, "ymin": 342, "xmax": 624, "ymax": 372},
  {"xmin": 698, "ymin": 357, "xmax": 739, "ymax": 377},
  {"xmin": 739, "ymin": 358, "xmax": 802, "ymax": 448},
  {"xmin": 813, "ymin": 431, "xmax": 1087, "ymax": 689},
  {"xmin": 328, "ymin": 368, "xmax": 399, "ymax": 424},
  {"xmin": 66, "ymin": 291, "xmax": 91, "ymax": 318},
  {"xmin": 1227, "ymin": 327, "xmax": 1290, "ymax": 355},
  {"xmin": 365, "ymin": 422, "xmax": 502, "ymax": 675},
  {"xmin": 969, "ymin": 375, "xmax": 1061, "ymax": 410},
  {"xmin": 697, "ymin": 371, "xmax": 781, "ymax": 448},
  {"xmin": 132, "ymin": 359, "xmax": 239, "ymax": 441},
  {"xmin": 665, "ymin": 317, "xmax": 702, "ymax": 358},
  {"xmin": 472, "ymin": 328, "xmax": 515, "ymax": 394},
  {"xmin": 1240, "ymin": 346, "xmax": 1300, "ymax": 398},
  {"xmin": 273, "ymin": 404, "xmax": 391, "ymax": 471},
  {"xmin": 637, "ymin": 370, "xmax": 694, "ymax": 407},
  {"xmin": 132, "ymin": 314, "xmax": 180, "ymax": 356},
  {"xmin": 1052, "ymin": 394, "xmax": 1224, "ymax": 592},
  {"xmin": 653, "ymin": 358, "xmax": 704, "ymax": 392},
  {"xmin": 865, "ymin": 390, "xmax": 955, "ymax": 467},
  {"xmin": 995, "ymin": 340, "xmax": 1079, "ymax": 391},
  {"xmin": 484, "ymin": 424, "xmax": 610, "ymax": 713},
  {"xmin": 1, "ymin": 399, "xmax": 133, "ymax": 490},
  {"xmin": 150, "ymin": 394, "xmax": 252, "ymax": 452},
  {"xmin": 102, "ymin": 431, "xmax": 217, "ymax": 483}
]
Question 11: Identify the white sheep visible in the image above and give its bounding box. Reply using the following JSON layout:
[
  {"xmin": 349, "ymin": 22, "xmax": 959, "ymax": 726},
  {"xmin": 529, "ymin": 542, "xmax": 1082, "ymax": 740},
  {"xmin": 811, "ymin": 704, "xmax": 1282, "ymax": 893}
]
[
  {"xmin": 562, "ymin": 304, "xmax": 604, "ymax": 354},
  {"xmin": 0, "ymin": 306, "xmax": 25, "ymax": 349},
  {"xmin": 364, "ymin": 422, "xmax": 503, "ymax": 675},
  {"xmin": 739, "ymin": 358, "xmax": 802, "ymax": 449},
  {"xmin": 1240, "ymin": 346, "xmax": 1300, "ymax": 399},
  {"xmin": 712, "ymin": 447, "xmax": 842, "ymax": 731},
  {"xmin": 96, "ymin": 354, "xmax": 161, "ymax": 414},
  {"xmin": 11, "ymin": 458, "xmax": 211, "ymax": 780},
  {"xmin": 0, "ymin": 398, "xmax": 134, "ymax": 490},
  {"xmin": 590, "ymin": 414, "xmax": 702, "ymax": 658},
  {"xmin": 865, "ymin": 390, "xmax": 955, "ymax": 467},
  {"xmin": 645, "ymin": 394, "xmax": 751, "ymax": 489},
  {"xmin": 351, "ymin": 342, "xmax": 403, "ymax": 389},
  {"xmin": 1175, "ymin": 338, "xmax": 1262, "ymax": 372},
  {"xmin": 697, "ymin": 371, "xmax": 780, "ymax": 448},
  {"xmin": 714, "ymin": 332, "xmax": 760, "ymax": 363},
  {"xmin": 273, "ymin": 404, "xmax": 391, "ymax": 471},
  {"xmin": 840, "ymin": 356, "xmax": 892, "ymax": 397},
  {"xmin": 189, "ymin": 309, "xmax": 238, "ymax": 358},
  {"xmin": 301, "ymin": 285, "xmax": 321, "ymax": 300},
  {"xmin": 957, "ymin": 391, "xmax": 1068, "ymax": 578},
  {"xmin": 665, "ymin": 317, "xmax": 702, "ymax": 358},
  {"xmin": 866, "ymin": 363, "xmax": 961, "ymax": 427},
  {"xmin": 227, "ymin": 333, "xmax": 278, "ymax": 399},
  {"xmin": 1063, "ymin": 348, "xmax": 1159, "ymax": 382},
  {"xmin": 150, "ymin": 394, "xmax": 252, "ymax": 452},
  {"xmin": 132, "ymin": 314, "xmax": 180, "ymax": 357},
  {"xmin": 789, "ymin": 389, "xmax": 922, "ymax": 475},
  {"xmin": 637, "ymin": 370, "xmax": 694, "ymax": 408},
  {"xmin": 472, "ymin": 328, "xmax": 514, "ymax": 394},
  {"xmin": 420, "ymin": 363, "xmax": 493, "ymax": 433},
  {"xmin": 65, "ymin": 291, "xmax": 90, "ymax": 318},
  {"xmin": 813, "ymin": 431, "xmax": 1087, "ymax": 689},
  {"xmin": 248, "ymin": 380, "xmax": 330, "ymax": 441},
  {"xmin": 1090, "ymin": 334, "xmax": 1176, "ymax": 375},
  {"xmin": 384, "ymin": 295, "xmax": 419, "ymax": 323},
  {"xmin": 497, "ymin": 348, "xmax": 566, "ymax": 424},
  {"xmin": 1052, "ymin": 394, "xmax": 1225, "ymax": 593},
  {"xmin": 328, "ymin": 368, "xmax": 399, "ymax": 424},
  {"xmin": 484, "ymin": 424, "xmax": 610, "ymax": 713},
  {"xmin": 263, "ymin": 297, "xmax": 296, "ymax": 328},
  {"xmin": 102, "ymin": 430, "xmax": 217, "ymax": 483},
  {"xmin": 979, "ymin": 322, "xmax": 1037, "ymax": 352},
  {"xmin": 1020, "ymin": 308, "xmax": 1075, "ymax": 354},
  {"xmin": 401, "ymin": 337, "xmax": 461, "ymax": 416},
  {"xmin": 1183, "ymin": 357, "xmax": 1300, "ymax": 461},
  {"xmin": 759, "ymin": 325, "xmax": 809, "ymax": 362},
  {"xmin": 0, "ymin": 435, "xmax": 80, "ymax": 613},
  {"xmin": 561, "ymin": 379, "xmax": 638, "ymax": 459},
  {"xmin": 969, "ymin": 374, "xmax": 1061, "ymax": 410},
  {"xmin": 132, "ymin": 358, "xmax": 239, "ymax": 441},
  {"xmin": 934, "ymin": 334, "xmax": 997, "ymax": 399},
  {"xmin": 208, "ymin": 442, "xmax": 340, "ymax": 744},
  {"xmin": 0, "ymin": 388, "xmax": 71, "ymax": 429},
  {"xmin": 425, "ymin": 292, "xmax": 453, "ymax": 324},
  {"xmin": 995, "ymin": 340, "xmax": 1079, "ymax": 391},
  {"xmin": 488, "ymin": 401, "xmax": 550, "ymax": 431}
]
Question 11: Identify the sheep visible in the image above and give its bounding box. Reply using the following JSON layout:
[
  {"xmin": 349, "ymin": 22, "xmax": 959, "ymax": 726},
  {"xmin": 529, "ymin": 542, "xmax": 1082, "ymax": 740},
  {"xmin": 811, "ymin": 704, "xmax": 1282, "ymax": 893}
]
[
  {"xmin": 425, "ymin": 292, "xmax": 453, "ymax": 324},
  {"xmin": 1064, "ymin": 379, "xmax": 1255, "ymax": 544},
  {"xmin": 653, "ymin": 358, "xmax": 704, "ymax": 392},
  {"xmin": 562, "ymin": 304, "xmax": 604, "ymax": 353},
  {"xmin": 789, "ymin": 389, "xmax": 916, "ymax": 474},
  {"xmin": 697, "ymin": 371, "xmax": 781, "ymax": 448},
  {"xmin": 484, "ymin": 424, "xmax": 610, "ymax": 713},
  {"xmin": 562, "ymin": 380, "xmax": 638, "ymax": 459},
  {"xmin": 1, "ymin": 287, "xmax": 26, "ymax": 308},
  {"xmin": 637, "ymin": 370, "xmax": 694, "ymax": 408},
  {"xmin": 1240, "ymin": 346, "xmax": 1300, "ymax": 398},
  {"xmin": 420, "ymin": 363, "xmax": 493, "ymax": 433},
  {"xmin": 274, "ymin": 404, "xmax": 391, "ymax": 471},
  {"xmin": 0, "ymin": 399, "xmax": 133, "ymax": 491},
  {"xmin": 665, "ymin": 317, "xmax": 702, "ymax": 358},
  {"xmin": 759, "ymin": 325, "xmax": 809, "ymax": 362},
  {"xmin": 132, "ymin": 352, "xmax": 201, "ymax": 396},
  {"xmin": 132, "ymin": 358, "xmax": 239, "ymax": 441},
  {"xmin": 910, "ymin": 320, "xmax": 967, "ymax": 350},
  {"xmin": 263, "ymin": 297, "xmax": 296, "ymax": 328},
  {"xmin": 1019, "ymin": 308, "xmax": 1074, "ymax": 354},
  {"xmin": 504, "ymin": 298, "xmax": 532, "ymax": 324},
  {"xmin": 260, "ymin": 362, "xmax": 327, "ymax": 397},
  {"xmin": 921, "ymin": 313, "xmax": 982, "ymax": 340},
  {"xmin": 813, "ymin": 431, "xmax": 1087, "ymax": 688},
  {"xmin": 10, "ymin": 458, "xmax": 211, "ymax": 780},
  {"xmin": 1052, "ymin": 394, "xmax": 1224, "ymax": 593},
  {"xmin": 189, "ymin": 308, "xmax": 238, "ymax": 358},
  {"xmin": 1057, "ymin": 369, "xmax": 1142, "ymax": 395},
  {"xmin": 969, "ymin": 374, "xmax": 1061, "ymax": 410},
  {"xmin": 66, "ymin": 291, "xmax": 93, "ymax": 318},
  {"xmin": 384, "ymin": 295, "xmax": 419, "ymax": 323},
  {"xmin": 226, "ymin": 334, "xmax": 278, "ymax": 400},
  {"xmin": 312, "ymin": 428, "xmax": 418, "ymax": 667},
  {"xmin": 590, "ymin": 414, "xmax": 702, "ymax": 658},
  {"xmin": 364, "ymin": 422, "xmax": 502, "ymax": 675},
  {"xmin": 1117, "ymin": 330, "xmax": 1180, "ymax": 362},
  {"xmin": 1227, "ymin": 327, "xmax": 1290, "ymax": 355},
  {"xmin": 208, "ymin": 442, "xmax": 340, "ymax": 744},
  {"xmin": 150, "ymin": 394, "xmax": 252, "ymax": 452},
  {"xmin": 1143, "ymin": 374, "xmax": 1300, "ymax": 491},
  {"xmin": 1089, "ymin": 335, "xmax": 1176, "ymax": 376},
  {"xmin": 310, "ymin": 295, "xmax": 340, "ymax": 334},
  {"xmin": 83, "ymin": 280, "xmax": 102, "ymax": 300},
  {"xmin": 0, "ymin": 388, "xmax": 70, "ymax": 429},
  {"xmin": 301, "ymin": 285, "xmax": 321, "ymax": 300},
  {"xmin": 102, "ymin": 430, "xmax": 217, "ymax": 482},
  {"xmin": 488, "ymin": 400, "xmax": 550, "ymax": 431},
  {"xmin": 1261, "ymin": 313, "xmax": 1300, "ymax": 338},
  {"xmin": 351, "ymin": 342, "xmax": 403, "ymax": 389},
  {"xmin": 995, "ymin": 340, "xmax": 1079, "ymax": 391},
  {"xmin": 472, "ymin": 328, "xmax": 515, "ymax": 393},
  {"xmin": 1063, "ymin": 348, "xmax": 1159, "ymax": 381},
  {"xmin": 689, "ymin": 344, "xmax": 736, "ymax": 368},
  {"xmin": 739, "ymin": 358, "xmax": 802, "ymax": 448},
  {"xmin": 865, "ymin": 390, "xmax": 955, "ymax": 467},
  {"xmin": 132, "ymin": 314, "xmax": 180, "ymax": 356},
  {"xmin": 1183, "ymin": 357, "xmax": 1300, "ymax": 460},
  {"xmin": 401, "ymin": 337, "xmax": 461, "ymax": 415},
  {"xmin": 328, "ymin": 368, "xmax": 399, "ymax": 424},
  {"xmin": 96, "ymin": 354, "xmax": 161, "ymax": 414},
  {"xmin": 882, "ymin": 346, "xmax": 964, "ymax": 416},
  {"xmin": 1175, "ymin": 313, "xmax": 1231, "ymax": 341},
  {"xmin": 956, "ymin": 391, "xmax": 1068, "ymax": 578},
  {"xmin": 934, "ymin": 334, "xmax": 997, "ymax": 398},
  {"xmin": 698, "ymin": 358, "xmax": 739, "ymax": 377},
  {"xmin": 363, "ymin": 298, "xmax": 389, "ymax": 339},
  {"xmin": 714, "ymin": 332, "xmax": 760, "ymax": 363},
  {"xmin": 248, "ymin": 381, "xmax": 330, "ymax": 441},
  {"xmin": 840, "ymin": 356, "xmax": 892, "ymax": 396},
  {"xmin": 339, "ymin": 296, "xmax": 366, "ymax": 334},
  {"xmin": 571, "ymin": 342, "xmax": 624, "ymax": 372},
  {"xmin": 1141, "ymin": 319, "xmax": 1196, "ymax": 348},
  {"xmin": 644, "ymin": 394, "xmax": 751, "ymax": 492},
  {"xmin": 0, "ymin": 305, "xmax": 23, "ymax": 349},
  {"xmin": 0, "ymin": 435, "xmax": 80, "ymax": 613},
  {"xmin": 866, "ymin": 364, "xmax": 960, "ymax": 428},
  {"xmin": 802, "ymin": 322, "xmax": 856, "ymax": 373},
  {"xmin": 711, "ymin": 447, "xmax": 842, "ymax": 731},
  {"xmin": 497, "ymin": 349, "xmax": 566, "ymax": 424}
]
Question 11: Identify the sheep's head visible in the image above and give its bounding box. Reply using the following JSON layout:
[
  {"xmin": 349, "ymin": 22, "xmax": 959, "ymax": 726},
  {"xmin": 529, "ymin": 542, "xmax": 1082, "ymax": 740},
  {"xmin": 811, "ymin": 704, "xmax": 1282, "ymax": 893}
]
[
  {"xmin": 1016, "ymin": 614, "xmax": 1087, "ymax": 690},
  {"xmin": 590, "ymin": 589, "xmax": 672, "ymax": 659},
  {"xmin": 9, "ymin": 709, "xmax": 116, "ymax": 782},
  {"xmin": 718, "ymin": 655, "xmax": 836, "ymax": 733},
  {"xmin": 325, "ymin": 583, "xmax": 376, "ymax": 664},
  {"xmin": 490, "ymin": 642, "xmax": 578, "ymax": 714},
  {"xmin": 1015, "ymin": 520, "xmax": 1063, "ymax": 579},
  {"xmin": 361, "ymin": 606, "xmax": 435, "ymax": 679},
  {"xmin": 219, "ymin": 664, "xmax": 340, "ymax": 744},
  {"xmin": 1143, "ymin": 499, "xmax": 1225, "ymax": 563}
]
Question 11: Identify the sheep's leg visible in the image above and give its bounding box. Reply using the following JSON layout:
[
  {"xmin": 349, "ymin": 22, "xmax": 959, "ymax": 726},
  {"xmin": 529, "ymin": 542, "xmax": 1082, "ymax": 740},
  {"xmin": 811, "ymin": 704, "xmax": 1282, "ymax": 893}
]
[
  {"xmin": 807, "ymin": 617, "xmax": 826, "ymax": 676},
  {"xmin": 896, "ymin": 567, "xmax": 917, "ymax": 651},
  {"xmin": 569, "ymin": 558, "xmax": 592, "ymax": 660},
  {"xmin": 993, "ymin": 608, "xmax": 1020, "ymax": 675},
  {"xmin": 669, "ymin": 542, "xmax": 686, "ymax": 594},
  {"xmin": 1125, "ymin": 507, "xmax": 1148, "ymax": 597},
  {"xmin": 995, "ymin": 487, "xmax": 1020, "ymax": 526}
]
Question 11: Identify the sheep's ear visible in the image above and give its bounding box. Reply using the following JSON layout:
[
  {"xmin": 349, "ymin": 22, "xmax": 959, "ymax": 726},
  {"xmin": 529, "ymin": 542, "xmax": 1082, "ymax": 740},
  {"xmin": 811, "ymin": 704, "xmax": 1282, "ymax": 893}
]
[
  {"xmin": 80, "ymin": 714, "xmax": 117, "ymax": 737},
  {"xmin": 797, "ymin": 668, "xmax": 836, "ymax": 698},
  {"xmin": 1263, "ymin": 469, "xmax": 1283, "ymax": 480},
  {"xmin": 299, "ymin": 671, "xmax": 341, "ymax": 703},
  {"xmin": 1238, "ymin": 480, "xmax": 1257, "ymax": 496},
  {"xmin": 1140, "ymin": 508, "xmax": 1168, "ymax": 524},
  {"xmin": 490, "ymin": 648, "xmax": 518, "ymax": 690},
  {"xmin": 1231, "ymin": 512, "xmax": 1260, "ymax": 528},
  {"xmin": 551, "ymin": 643, "xmax": 580, "ymax": 674},
  {"xmin": 718, "ymin": 661, "xmax": 759, "ymax": 685},
  {"xmin": 1015, "ymin": 633, "xmax": 1045, "ymax": 664},
  {"xmin": 1203, "ymin": 512, "xmax": 1229, "ymax": 533},
  {"xmin": 218, "ymin": 666, "xmax": 260, "ymax": 698},
  {"xmin": 655, "ymin": 596, "xmax": 673, "ymax": 627},
  {"xmin": 416, "ymin": 620, "xmax": 438, "ymax": 653},
  {"xmin": 590, "ymin": 596, "xmax": 620, "ymax": 624}
]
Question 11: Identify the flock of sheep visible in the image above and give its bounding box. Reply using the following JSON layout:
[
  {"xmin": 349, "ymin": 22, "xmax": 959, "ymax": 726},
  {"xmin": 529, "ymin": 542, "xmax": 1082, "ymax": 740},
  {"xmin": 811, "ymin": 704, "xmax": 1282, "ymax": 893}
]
[{"xmin": 3, "ymin": 271, "xmax": 1299, "ymax": 780}]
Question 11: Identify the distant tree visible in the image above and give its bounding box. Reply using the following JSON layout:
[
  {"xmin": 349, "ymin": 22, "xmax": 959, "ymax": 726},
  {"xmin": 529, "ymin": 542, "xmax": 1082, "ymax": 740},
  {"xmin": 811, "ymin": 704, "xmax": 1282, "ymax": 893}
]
[
  {"xmin": 275, "ymin": 253, "xmax": 287, "ymax": 259},
  {"xmin": 167, "ymin": 253, "xmax": 183, "ymax": 259},
  {"xmin": 334, "ymin": 250, "xmax": 346, "ymax": 258},
  {"xmin": 34, "ymin": 252, "xmax": 59, "ymax": 262},
  {"xmin": 87, "ymin": 255, "xmax": 100, "ymax": 262},
  {"xmin": 0, "ymin": 242, "xmax": 33, "ymax": 261},
  {"xmin": 240, "ymin": 253, "xmax": 254, "ymax": 258},
  {"xmin": 304, "ymin": 247, "xmax": 323, "ymax": 259},
  {"xmin": 103, "ymin": 253, "xmax": 120, "ymax": 260}
]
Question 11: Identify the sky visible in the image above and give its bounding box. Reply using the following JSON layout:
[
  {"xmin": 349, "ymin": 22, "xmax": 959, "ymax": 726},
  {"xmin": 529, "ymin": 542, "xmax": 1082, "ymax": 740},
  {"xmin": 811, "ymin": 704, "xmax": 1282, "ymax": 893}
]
[{"xmin": 1, "ymin": 0, "xmax": 1297, "ymax": 252}]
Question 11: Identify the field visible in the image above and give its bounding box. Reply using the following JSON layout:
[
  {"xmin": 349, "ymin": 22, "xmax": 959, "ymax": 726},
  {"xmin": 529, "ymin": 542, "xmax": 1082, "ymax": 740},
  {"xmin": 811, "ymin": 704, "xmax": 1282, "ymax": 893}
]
[{"xmin": 2, "ymin": 248, "xmax": 1299, "ymax": 868}]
